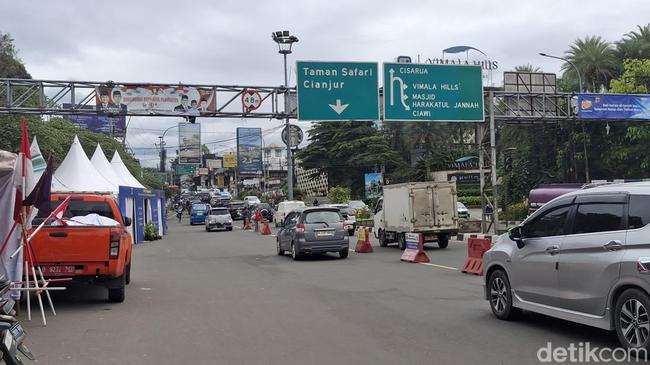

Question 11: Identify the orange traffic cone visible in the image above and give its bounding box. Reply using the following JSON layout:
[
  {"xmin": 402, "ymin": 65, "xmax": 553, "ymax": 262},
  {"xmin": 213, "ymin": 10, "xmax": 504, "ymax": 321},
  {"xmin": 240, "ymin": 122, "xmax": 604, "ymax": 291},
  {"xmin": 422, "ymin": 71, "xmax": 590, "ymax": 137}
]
[
  {"xmin": 355, "ymin": 227, "xmax": 373, "ymax": 253},
  {"xmin": 261, "ymin": 220, "xmax": 272, "ymax": 235}
]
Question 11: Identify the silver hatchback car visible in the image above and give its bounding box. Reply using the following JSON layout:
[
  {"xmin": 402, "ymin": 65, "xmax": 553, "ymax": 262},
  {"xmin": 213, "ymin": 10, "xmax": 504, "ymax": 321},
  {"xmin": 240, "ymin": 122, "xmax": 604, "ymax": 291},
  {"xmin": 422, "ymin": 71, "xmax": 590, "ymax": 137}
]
[
  {"xmin": 484, "ymin": 182, "xmax": 650, "ymax": 350},
  {"xmin": 276, "ymin": 207, "xmax": 350, "ymax": 260}
]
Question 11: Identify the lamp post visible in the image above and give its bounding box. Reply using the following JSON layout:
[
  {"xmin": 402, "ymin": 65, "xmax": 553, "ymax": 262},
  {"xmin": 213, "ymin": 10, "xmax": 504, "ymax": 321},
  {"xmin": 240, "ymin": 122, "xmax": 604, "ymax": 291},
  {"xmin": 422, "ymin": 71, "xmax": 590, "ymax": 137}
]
[
  {"xmin": 539, "ymin": 53, "xmax": 589, "ymax": 183},
  {"xmin": 538, "ymin": 53, "xmax": 583, "ymax": 92},
  {"xmin": 158, "ymin": 124, "xmax": 180, "ymax": 172},
  {"xmin": 272, "ymin": 30, "xmax": 299, "ymax": 200}
]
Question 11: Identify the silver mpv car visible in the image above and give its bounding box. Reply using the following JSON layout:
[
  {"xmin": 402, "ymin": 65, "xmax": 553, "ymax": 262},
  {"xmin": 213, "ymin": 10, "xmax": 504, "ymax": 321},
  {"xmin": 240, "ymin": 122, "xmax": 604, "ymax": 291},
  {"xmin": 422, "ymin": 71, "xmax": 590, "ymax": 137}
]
[{"xmin": 484, "ymin": 183, "xmax": 650, "ymax": 350}]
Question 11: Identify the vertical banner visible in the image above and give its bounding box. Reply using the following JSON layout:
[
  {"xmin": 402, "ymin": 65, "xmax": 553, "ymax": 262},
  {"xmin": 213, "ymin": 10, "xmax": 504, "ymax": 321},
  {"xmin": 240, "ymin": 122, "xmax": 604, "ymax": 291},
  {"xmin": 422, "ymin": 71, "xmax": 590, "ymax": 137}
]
[
  {"xmin": 236, "ymin": 128, "xmax": 262, "ymax": 174},
  {"xmin": 365, "ymin": 172, "xmax": 383, "ymax": 199},
  {"xmin": 178, "ymin": 123, "xmax": 201, "ymax": 164}
]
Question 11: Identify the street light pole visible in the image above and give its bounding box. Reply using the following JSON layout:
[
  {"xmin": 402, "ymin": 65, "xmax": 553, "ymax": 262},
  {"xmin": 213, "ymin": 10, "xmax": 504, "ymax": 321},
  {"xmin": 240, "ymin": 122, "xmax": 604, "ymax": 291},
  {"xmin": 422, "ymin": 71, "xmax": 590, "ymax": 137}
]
[
  {"xmin": 539, "ymin": 52, "xmax": 589, "ymax": 182},
  {"xmin": 272, "ymin": 30, "xmax": 299, "ymax": 201},
  {"xmin": 538, "ymin": 52, "xmax": 583, "ymax": 93}
]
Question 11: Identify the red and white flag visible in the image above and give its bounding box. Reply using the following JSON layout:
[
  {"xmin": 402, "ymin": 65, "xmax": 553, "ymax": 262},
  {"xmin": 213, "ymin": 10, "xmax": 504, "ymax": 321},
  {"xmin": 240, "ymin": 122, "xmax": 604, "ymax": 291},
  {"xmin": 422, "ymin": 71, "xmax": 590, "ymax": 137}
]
[{"xmin": 49, "ymin": 196, "xmax": 70, "ymax": 225}]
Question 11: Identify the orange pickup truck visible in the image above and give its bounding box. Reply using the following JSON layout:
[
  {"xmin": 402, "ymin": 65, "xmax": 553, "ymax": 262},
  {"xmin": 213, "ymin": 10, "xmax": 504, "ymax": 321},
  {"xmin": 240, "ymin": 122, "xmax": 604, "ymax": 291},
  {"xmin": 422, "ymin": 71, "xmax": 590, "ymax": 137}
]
[{"xmin": 30, "ymin": 194, "xmax": 133, "ymax": 302}]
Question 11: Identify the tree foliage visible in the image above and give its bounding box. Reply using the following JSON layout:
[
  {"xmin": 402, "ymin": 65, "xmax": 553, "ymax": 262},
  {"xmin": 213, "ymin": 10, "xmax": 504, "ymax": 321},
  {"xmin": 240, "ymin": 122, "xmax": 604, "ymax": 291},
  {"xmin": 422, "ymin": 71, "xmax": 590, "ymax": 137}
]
[
  {"xmin": 327, "ymin": 186, "xmax": 350, "ymax": 204},
  {"xmin": 563, "ymin": 35, "xmax": 618, "ymax": 91}
]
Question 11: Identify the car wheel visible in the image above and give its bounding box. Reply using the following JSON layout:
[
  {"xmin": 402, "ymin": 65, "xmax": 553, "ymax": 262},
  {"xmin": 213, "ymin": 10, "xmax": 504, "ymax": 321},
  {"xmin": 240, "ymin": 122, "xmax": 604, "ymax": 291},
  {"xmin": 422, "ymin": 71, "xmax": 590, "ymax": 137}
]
[
  {"xmin": 291, "ymin": 242, "xmax": 301, "ymax": 261},
  {"xmin": 348, "ymin": 229, "xmax": 355, "ymax": 236},
  {"xmin": 108, "ymin": 274, "xmax": 126, "ymax": 303},
  {"xmin": 615, "ymin": 288, "xmax": 650, "ymax": 350},
  {"xmin": 437, "ymin": 234, "xmax": 449, "ymax": 249},
  {"xmin": 487, "ymin": 270, "xmax": 520, "ymax": 320},
  {"xmin": 227, "ymin": 227, "xmax": 233, "ymax": 231},
  {"xmin": 125, "ymin": 263, "xmax": 131, "ymax": 285},
  {"xmin": 277, "ymin": 239, "xmax": 285, "ymax": 256},
  {"xmin": 205, "ymin": 227, "xmax": 210, "ymax": 232},
  {"xmin": 339, "ymin": 249, "xmax": 349, "ymax": 259},
  {"xmin": 397, "ymin": 233, "xmax": 406, "ymax": 250},
  {"xmin": 379, "ymin": 230, "xmax": 388, "ymax": 247}
]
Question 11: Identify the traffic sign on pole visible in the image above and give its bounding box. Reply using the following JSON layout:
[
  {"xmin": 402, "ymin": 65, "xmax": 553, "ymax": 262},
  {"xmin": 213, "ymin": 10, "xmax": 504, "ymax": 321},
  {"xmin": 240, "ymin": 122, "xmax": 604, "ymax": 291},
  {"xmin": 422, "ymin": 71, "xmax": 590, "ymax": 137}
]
[
  {"xmin": 383, "ymin": 63, "xmax": 484, "ymax": 122},
  {"xmin": 296, "ymin": 61, "xmax": 379, "ymax": 121}
]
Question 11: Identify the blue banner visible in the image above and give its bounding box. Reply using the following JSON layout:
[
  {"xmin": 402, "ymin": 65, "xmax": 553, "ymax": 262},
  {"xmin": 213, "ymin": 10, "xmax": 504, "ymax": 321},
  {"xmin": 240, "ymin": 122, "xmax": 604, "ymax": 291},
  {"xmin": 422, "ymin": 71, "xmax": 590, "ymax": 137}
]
[
  {"xmin": 578, "ymin": 94, "xmax": 650, "ymax": 120},
  {"xmin": 237, "ymin": 127, "xmax": 262, "ymax": 174},
  {"xmin": 62, "ymin": 104, "xmax": 126, "ymax": 136}
]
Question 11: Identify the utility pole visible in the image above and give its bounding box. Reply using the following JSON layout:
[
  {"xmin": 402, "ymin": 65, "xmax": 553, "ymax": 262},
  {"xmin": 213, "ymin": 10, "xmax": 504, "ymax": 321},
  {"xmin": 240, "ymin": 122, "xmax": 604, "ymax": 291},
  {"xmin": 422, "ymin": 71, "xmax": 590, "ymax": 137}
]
[{"xmin": 158, "ymin": 136, "xmax": 166, "ymax": 172}]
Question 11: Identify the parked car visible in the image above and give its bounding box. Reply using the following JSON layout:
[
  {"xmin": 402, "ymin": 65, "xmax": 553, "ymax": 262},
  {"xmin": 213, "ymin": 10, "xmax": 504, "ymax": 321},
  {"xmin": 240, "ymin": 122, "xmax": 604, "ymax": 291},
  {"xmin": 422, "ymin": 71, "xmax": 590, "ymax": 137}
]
[
  {"xmin": 273, "ymin": 200, "xmax": 305, "ymax": 227},
  {"xmin": 484, "ymin": 182, "xmax": 650, "ymax": 351},
  {"xmin": 329, "ymin": 204, "xmax": 356, "ymax": 235},
  {"xmin": 276, "ymin": 207, "xmax": 350, "ymax": 260},
  {"xmin": 457, "ymin": 202, "xmax": 469, "ymax": 219},
  {"xmin": 244, "ymin": 196, "xmax": 261, "ymax": 206},
  {"xmin": 348, "ymin": 200, "xmax": 368, "ymax": 211},
  {"xmin": 30, "ymin": 194, "xmax": 133, "ymax": 302},
  {"xmin": 190, "ymin": 203, "xmax": 210, "ymax": 225},
  {"xmin": 228, "ymin": 200, "xmax": 246, "ymax": 220},
  {"xmin": 205, "ymin": 207, "xmax": 233, "ymax": 231}
]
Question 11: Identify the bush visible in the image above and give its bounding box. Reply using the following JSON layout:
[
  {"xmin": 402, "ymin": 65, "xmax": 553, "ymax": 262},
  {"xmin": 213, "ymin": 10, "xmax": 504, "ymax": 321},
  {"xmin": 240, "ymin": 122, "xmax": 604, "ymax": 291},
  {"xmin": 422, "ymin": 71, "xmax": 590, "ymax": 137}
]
[
  {"xmin": 502, "ymin": 202, "xmax": 528, "ymax": 221},
  {"xmin": 327, "ymin": 186, "xmax": 350, "ymax": 204},
  {"xmin": 144, "ymin": 223, "xmax": 158, "ymax": 241},
  {"xmin": 458, "ymin": 196, "xmax": 481, "ymax": 207}
]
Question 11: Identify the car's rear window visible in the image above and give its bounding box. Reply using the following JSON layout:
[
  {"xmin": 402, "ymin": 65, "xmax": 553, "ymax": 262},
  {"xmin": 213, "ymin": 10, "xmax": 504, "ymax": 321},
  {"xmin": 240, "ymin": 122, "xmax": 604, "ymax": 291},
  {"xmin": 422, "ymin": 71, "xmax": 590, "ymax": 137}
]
[
  {"xmin": 192, "ymin": 204, "xmax": 207, "ymax": 211},
  {"xmin": 629, "ymin": 195, "xmax": 650, "ymax": 229},
  {"xmin": 33, "ymin": 199, "xmax": 115, "ymax": 226},
  {"xmin": 304, "ymin": 210, "xmax": 342, "ymax": 224},
  {"xmin": 212, "ymin": 209, "xmax": 229, "ymax": 215}
]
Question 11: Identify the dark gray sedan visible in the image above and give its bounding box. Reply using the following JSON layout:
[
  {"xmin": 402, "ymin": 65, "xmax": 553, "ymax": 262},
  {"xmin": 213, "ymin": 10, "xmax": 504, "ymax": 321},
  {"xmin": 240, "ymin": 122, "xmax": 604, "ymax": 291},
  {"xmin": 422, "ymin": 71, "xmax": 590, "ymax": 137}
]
[{"xmin": 276, "ymin": 207, "xmax": 350, "ymax": 260}]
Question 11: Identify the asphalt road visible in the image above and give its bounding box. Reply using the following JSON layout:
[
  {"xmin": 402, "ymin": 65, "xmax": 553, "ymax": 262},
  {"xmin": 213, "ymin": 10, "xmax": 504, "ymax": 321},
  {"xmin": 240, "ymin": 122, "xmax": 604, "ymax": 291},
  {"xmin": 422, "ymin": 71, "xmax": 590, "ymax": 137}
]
[{"xmin": 21, "ymin": 218, "xmax": 620, "ymax": 365}]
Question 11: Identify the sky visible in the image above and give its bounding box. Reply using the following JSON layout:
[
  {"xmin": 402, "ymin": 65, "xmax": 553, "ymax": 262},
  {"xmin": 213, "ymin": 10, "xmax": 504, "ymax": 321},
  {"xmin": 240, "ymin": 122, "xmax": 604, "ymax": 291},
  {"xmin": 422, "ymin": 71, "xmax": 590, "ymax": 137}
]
[{"xmin": 3, "ymin": 0, "xmax": 649, "ymax": 167}]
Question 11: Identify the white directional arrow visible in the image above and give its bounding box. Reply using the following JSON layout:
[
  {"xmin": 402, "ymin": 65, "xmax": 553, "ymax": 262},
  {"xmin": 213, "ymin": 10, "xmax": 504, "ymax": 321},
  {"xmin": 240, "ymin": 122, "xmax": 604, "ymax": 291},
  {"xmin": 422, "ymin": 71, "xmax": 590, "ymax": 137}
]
[{"xmin": 328, "ymin": 99, "xmax": 349, "ymax": 115}]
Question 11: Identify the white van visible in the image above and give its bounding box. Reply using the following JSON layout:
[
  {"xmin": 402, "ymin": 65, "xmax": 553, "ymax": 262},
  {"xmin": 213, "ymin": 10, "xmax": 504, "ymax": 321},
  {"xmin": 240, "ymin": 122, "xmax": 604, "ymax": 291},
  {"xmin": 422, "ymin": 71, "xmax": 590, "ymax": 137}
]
[{"xmin": 273, "ymin": 200, "xmax": 306, "ymax": 227}]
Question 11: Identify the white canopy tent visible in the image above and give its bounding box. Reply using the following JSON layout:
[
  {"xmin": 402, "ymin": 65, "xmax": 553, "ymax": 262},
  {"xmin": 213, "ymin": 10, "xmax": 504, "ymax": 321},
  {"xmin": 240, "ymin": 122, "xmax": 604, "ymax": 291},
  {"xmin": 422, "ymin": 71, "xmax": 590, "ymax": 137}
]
[
  {"xmin": 30, "ymin": 137, "xmax": 47, "ymax": 181},
  {"xmin": 90, "ymin": 145, "xmax": 130, "ymax": 189},
  {"xmin": 110, "ymin": 151, "xmax": 145, "ymax": 189},
  {"xmin": 52, "ymin": 136, "xmax": 116, "ymax": 194}
]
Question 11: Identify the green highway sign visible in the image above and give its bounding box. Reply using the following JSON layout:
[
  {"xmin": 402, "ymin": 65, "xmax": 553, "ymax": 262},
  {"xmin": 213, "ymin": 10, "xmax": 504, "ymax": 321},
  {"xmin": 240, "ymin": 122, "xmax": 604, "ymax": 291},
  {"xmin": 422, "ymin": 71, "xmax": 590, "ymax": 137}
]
[
  {"xmin": 175, "ymin": 165, "xmax": 195, "ymax": 175},
  {"xmin": 383, "ymin": 63, "xmax": 484, "ymax": 122},
  {"xmin": 296, "ymin": 61, "xmax": 379, "ymax": 121}
]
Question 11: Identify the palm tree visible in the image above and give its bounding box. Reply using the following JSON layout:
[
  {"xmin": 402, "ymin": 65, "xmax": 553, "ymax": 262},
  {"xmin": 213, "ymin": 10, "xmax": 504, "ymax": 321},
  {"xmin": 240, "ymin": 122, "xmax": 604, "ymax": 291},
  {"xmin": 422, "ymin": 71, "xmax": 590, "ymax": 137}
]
[
  {"xmin": 513, "ymin": 64, "xmax": 542, "ymax": 73},
  {"xmin": 616, "ymin": 23, "xmax": 650, "ymax": 60},
  {"xmin": 563, "ymin": 35, "xmax": 618, "ymax": 92}
]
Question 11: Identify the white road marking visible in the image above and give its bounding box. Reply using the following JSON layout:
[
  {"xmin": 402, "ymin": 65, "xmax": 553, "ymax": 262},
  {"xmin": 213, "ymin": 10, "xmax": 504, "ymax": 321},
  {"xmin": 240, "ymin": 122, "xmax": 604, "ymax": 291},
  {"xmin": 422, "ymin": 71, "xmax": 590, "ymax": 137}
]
[{"xmin": 419, "ymin": 262, "xmax": 458, "ymax": 271}]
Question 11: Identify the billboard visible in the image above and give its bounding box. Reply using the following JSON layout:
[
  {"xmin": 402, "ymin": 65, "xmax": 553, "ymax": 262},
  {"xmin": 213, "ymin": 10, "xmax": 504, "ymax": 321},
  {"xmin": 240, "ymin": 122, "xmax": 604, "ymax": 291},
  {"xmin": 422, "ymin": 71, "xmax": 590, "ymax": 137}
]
[
  {"xmin": 578, "ymin": 94, "xmax": 650, "ymax": 120},
  {"xmin": 206, "ymin": 159, "xmax": 222, "ymax": 169},
  {"xmin": 223, "ymin": 153, "xmax": 237, "ymax": 168},
  {"xmin": 95, "ymin": 85, "xmax": 216, "ymax": 116},
  {"xmin": 236, "ymin": 128, "xmax": 262, "ymax": 174},
  {"xmin": 365, "ymin": 172, "xmax": 383, "ymax": 199},
  {"xmin": 178, "ymin": 123, "xmax": 201, "ymax": 164},
  {"xmin": 62, "ymin": 104, "xmax": 126, "ymax": 137}
]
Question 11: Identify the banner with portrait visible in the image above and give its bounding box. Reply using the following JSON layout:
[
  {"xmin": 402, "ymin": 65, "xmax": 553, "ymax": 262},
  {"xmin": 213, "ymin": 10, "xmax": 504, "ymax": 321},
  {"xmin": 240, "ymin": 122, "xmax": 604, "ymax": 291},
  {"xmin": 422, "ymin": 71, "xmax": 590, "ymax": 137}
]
[
  {"xmin": 236, "ymin": 128, "xmax": 262, "ymax": 174},
  {"xmin": 178, "ymin": 123, "xmax": 201, "ymax": 165},
  {"xmin": 95, "ymin": 84, "xmax": 216, "ymax": 116}
]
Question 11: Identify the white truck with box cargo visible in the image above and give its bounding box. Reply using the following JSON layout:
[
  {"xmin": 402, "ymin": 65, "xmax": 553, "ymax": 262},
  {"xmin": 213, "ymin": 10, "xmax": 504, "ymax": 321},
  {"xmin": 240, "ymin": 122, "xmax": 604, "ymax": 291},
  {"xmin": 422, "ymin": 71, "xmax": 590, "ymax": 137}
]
[{"xmin": 373, "ymin": 181, "xmax": 459, "ymax": 249}]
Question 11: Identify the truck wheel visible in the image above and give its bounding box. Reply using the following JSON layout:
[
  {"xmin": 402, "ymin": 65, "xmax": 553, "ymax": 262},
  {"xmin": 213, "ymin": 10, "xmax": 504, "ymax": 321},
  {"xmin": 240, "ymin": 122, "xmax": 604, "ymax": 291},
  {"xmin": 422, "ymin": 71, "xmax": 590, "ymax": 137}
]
[
  {"xmin": 379, "ymin": 230, "xmax": 388, "ymax": 247},
  {"xmin": 437, "ymin": 234, "xmax": 449, "ymax": 249},
  {"xmin": 397, "ymin": 233, "xmax": 406, "ymax": 250},
  {"xmin": 108, "ymin": 275, "xmax": 126, "ymax": 303}
]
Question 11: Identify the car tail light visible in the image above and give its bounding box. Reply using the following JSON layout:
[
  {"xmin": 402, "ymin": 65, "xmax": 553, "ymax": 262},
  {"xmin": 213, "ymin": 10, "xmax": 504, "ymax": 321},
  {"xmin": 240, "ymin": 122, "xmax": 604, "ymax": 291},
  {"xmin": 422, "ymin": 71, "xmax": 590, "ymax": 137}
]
[
  {"xmin": 296, "ymin": 223, "xmax": 305, "ymax": 233},
  {"xmin": 109, "ymin": 231, "xmax": 120, "ymax": 259}
]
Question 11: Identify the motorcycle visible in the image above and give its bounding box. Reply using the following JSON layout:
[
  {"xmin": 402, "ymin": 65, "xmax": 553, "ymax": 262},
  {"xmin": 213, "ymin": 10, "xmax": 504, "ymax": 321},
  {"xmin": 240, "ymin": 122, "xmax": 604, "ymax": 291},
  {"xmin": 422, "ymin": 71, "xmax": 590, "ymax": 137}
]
[{"xmin": 0, "ymin": 281, "xmax": 35, "ymax": 364}]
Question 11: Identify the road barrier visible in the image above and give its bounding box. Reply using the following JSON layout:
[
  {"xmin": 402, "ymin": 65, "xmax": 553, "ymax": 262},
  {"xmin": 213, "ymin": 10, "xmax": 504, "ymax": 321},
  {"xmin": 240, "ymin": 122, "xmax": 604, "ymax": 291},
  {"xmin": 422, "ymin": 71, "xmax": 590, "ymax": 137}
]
[
  {"xmin": 461, "ymin": 238, "xmax": 491, "ymax": 275},
  {"xmin": 260, "ymin": 220, "xmax": 272, "ymax": 235},
  {"xmin": 354, "ymin": 227, "xmax": 373, "ymax": 253},
  {"xmin": 400, "ymin": 233, "xmax": 429, "ymax": 263}
]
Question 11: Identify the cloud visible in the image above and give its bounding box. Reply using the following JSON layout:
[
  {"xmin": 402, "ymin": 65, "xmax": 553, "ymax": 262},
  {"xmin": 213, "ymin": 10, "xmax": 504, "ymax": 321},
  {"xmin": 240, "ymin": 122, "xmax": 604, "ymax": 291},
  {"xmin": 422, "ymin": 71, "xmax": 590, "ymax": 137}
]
[{"xmin": 3, "ymin": 0, "xmax": 649, "ymax": 166}]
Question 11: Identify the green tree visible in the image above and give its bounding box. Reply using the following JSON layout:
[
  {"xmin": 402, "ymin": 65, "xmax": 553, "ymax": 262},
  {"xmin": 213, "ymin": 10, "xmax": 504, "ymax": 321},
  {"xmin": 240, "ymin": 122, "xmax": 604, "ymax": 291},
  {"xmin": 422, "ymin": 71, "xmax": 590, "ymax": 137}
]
[
  {"xmin": 327, "ymin": 186, "xmax": 350, "ymax": 204},
  {"xmin": 297, "ymin": 121, "xmax": 404, "ymax": 197},
  {"xmin": 616, "ymin": 23, "xmax": 650, "ymax": 61},
  {"xmin": 514, "ymin": 64, "xmax": 542, "ymax": 73},
  {"xmin": 563, "ymin": 35, "xmax": 618, "ymax": 92},
  {"xmin": 0, "ymin": 33, "xmax": 30, "ymax": 79}
]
